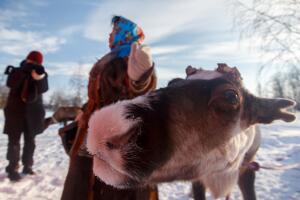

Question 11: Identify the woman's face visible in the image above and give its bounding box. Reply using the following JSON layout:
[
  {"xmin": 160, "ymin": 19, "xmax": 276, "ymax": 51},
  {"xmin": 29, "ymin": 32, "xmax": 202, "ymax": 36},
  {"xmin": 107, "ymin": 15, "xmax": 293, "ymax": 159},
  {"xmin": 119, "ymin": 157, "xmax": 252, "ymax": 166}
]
[{"xmin": 109, "ymin": 26, "xmax": 117, "ymax": 49}]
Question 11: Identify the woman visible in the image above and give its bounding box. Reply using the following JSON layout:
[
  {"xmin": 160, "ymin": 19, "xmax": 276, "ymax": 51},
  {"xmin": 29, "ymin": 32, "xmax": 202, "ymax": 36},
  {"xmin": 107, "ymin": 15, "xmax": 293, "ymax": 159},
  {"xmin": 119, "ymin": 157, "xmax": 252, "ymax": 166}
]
[{"xmin": 61, "ymin": 16, "xmax": 158, "ymax": 200}]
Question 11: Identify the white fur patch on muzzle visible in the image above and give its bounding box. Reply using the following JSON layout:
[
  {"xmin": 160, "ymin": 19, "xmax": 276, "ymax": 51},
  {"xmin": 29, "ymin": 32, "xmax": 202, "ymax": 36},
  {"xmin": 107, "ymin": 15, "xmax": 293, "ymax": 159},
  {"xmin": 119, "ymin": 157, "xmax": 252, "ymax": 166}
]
[{"xmin": 86, "ymin": 96, "xmax": 149, "ymax": 186}]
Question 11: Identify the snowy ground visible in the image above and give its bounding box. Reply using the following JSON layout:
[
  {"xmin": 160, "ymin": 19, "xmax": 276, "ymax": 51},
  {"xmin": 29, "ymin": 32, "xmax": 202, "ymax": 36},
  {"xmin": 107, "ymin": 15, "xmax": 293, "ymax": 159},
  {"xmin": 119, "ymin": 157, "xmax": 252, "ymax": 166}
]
[{"xmin": 0, "ymin": 111, "xmax": 299, "ymax": 200}]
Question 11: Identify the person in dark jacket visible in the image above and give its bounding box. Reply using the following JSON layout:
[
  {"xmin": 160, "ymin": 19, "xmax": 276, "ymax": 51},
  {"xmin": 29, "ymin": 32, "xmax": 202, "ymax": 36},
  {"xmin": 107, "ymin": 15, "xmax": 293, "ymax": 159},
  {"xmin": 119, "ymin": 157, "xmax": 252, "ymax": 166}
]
[
  {"xmin": 3, "ymin": 50, "xmax": 49, "ymax": 181},
  {"xmin": 61, "ymin": 16, "xmax": 158, "ymax": 200}
]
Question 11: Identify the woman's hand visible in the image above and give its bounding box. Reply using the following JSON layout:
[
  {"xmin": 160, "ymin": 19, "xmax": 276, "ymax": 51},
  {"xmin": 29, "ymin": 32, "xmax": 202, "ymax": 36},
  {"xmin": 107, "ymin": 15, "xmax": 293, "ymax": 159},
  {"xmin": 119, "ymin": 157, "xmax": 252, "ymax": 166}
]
[{"xmin": 128, "ymin": 42, "xmax": 153, "ymax": 81}]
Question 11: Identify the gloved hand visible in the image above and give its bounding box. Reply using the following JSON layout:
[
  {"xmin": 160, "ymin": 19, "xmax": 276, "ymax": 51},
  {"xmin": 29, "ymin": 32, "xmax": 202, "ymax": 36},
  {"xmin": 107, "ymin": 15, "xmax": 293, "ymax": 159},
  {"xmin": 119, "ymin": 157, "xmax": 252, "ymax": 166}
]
[
  {"xmin": 32, "ymin": 64, "xmax": 45, "ymax": 75},
  {"xmin": 128, "ymin": 42, "xmax": 153, "ymax": 81},
  {"xmin": 22, "ymin": 62, "xmax": 45, "ymax": 75},
  {"xmin": 31, "ymin": 70, "xmax": 45, "ymax": 80},
  {"xmin": 31, "ymin": 64, "xmax": 45, "ymax": 80}
]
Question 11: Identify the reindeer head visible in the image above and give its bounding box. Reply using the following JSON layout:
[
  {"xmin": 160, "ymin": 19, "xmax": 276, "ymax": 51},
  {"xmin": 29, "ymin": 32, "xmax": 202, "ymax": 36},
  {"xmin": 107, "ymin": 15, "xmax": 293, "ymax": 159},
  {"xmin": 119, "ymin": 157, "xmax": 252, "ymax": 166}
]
[{"xmin": 86, "ymin": 64, "xmax": 295, "ymax": 191}]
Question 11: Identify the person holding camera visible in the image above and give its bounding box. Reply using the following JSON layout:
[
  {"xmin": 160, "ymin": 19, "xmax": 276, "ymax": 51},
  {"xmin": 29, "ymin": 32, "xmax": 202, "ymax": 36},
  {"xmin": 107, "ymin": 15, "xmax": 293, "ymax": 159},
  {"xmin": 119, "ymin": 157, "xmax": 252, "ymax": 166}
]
[{"xmin": 3, "ymin": 51, "xmax": 48, "ymax": 181}]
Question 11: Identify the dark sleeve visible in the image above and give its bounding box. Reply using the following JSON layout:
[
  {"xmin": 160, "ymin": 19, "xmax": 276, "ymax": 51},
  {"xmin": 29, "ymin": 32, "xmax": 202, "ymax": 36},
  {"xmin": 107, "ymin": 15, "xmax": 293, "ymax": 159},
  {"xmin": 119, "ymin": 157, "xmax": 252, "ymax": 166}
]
[
  {"xmin": 6, "ymin": 68, "xmax": 28, "ymax": 89},
  {"xmin": 35, "ymin": 73, "xmax": 49, "ymax": 94}
]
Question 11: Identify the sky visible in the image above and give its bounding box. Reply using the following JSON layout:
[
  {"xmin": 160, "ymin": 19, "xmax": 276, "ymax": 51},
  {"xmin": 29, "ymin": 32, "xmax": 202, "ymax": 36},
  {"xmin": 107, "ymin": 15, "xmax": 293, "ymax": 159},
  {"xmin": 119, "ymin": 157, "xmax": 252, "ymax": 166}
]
[{"xmin": 0, "ymin": 0, "xmax": 264, "ymax": 101}]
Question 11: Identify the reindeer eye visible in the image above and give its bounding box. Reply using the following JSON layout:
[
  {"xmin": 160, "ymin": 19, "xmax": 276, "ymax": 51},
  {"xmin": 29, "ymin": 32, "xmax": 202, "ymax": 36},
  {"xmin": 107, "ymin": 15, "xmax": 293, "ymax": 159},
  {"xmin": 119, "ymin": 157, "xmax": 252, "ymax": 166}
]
[{"xmin": 224, "ymin": 90, "xmax": 239, "ymax": 105}]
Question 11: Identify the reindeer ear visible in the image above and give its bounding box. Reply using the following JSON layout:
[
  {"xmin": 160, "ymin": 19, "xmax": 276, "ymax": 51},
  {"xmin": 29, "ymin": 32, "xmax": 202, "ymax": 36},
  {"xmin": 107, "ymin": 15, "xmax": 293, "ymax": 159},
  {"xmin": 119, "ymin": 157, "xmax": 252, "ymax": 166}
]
[
  {"xmin": 185, "ymin": 65, "xmax": 197, "ymax": 76},
  {"xmin": 253, "ymin": 98, "xmax": 296, "ymax": 124}
]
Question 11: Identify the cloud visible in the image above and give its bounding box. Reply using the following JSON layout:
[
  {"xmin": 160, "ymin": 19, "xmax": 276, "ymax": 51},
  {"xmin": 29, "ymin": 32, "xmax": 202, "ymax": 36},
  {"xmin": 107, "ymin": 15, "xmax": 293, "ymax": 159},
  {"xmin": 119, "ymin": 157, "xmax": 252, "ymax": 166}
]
[
  {"xmin": 0, "ymin": 26, "xmax": 66, "ymax": 56},
  {"xmin": 0, "ymin": 3, "xmax": 28, "ymax": 25},
  {"xmin": 59, "ymin": 25, "xmax": 83, "ymax": 37},
  {"xmin": 156, "ymin": 66, "xmax": 185, "ymax": 80},
  {"xmin": 84, "ymin": 0, "xmax": 232, "ymax": 43},
  {"xmin": 47, "ymin": 61, "xmax": 93, "ymax": 77},
  {"xmin": 0, "ymin": 1, "xmax": 66, "ymax": 57},
  {"xmin": 0, "ymin": 1, "xmax": 47, "ymax": 25},
  {"xmin": 28, "ymin": 0, "xmax": 49, "ymax": 7},
  {"xmin": 151, "ymin": 45, "xmax": 190, "ymax": 56},
  {"xmin": 190, "ymin": 39, "xmax": 262, "ymax": 64}
]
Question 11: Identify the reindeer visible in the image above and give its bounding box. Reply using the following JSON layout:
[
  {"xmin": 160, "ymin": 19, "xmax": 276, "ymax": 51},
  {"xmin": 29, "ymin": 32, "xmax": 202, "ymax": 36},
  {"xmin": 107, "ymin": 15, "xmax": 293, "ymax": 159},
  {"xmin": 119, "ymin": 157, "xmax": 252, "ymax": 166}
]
[
  {"xmin": 44, "ymin": 106, "xmax": 81, "ymax": 130},
  {"xmin": 43, "ymin": 106, "xmax": 82, "ymax": 154},
  {"xmin": 86, "ymin": 64, "xmax": 296, "ymax": 199},
  {"xmin": 180, "ymin": 65, "xmax": 262, "ymax": 200}
]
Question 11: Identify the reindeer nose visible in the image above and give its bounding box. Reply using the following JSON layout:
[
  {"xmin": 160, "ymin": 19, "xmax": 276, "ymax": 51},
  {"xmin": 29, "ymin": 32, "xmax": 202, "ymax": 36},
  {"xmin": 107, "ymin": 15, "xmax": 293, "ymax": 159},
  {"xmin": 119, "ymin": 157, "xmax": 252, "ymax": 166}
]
[{"xmin": 106, "ymin": 141, "xmax": 116, "ymax": 150}]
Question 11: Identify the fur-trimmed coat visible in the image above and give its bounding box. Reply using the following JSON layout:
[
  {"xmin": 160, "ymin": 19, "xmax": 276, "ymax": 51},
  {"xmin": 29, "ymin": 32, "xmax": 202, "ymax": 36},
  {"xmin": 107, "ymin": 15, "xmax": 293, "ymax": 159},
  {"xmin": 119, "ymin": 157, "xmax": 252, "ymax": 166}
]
[
  {"xmin": 86, "ymin": 52, "xmax": 156, "ymax": 117},
  {"xmin": 61, "ymin": 51, "xmax": 157, "ymax": 200},
  {"xmin": 3, "ymin": 61, "xmax": 48, "ymax": 135}
]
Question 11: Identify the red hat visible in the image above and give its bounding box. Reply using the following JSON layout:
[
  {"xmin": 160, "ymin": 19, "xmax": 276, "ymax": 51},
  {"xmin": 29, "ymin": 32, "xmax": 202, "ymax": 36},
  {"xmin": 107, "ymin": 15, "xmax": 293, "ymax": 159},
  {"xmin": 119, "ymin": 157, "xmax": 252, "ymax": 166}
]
[{"xmin": 26, "ymin": 51, "xmax": 43, "ymax": 65}]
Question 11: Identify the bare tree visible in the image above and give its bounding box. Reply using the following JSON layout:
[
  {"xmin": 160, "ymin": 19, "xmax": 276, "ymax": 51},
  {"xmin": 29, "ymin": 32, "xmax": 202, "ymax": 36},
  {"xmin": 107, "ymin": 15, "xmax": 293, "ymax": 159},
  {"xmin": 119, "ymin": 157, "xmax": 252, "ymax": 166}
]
[
  {"xmin": 270, "ymin": 72, "xmax": 284, "ymax": 98},
  {"xmin": 232, "ymin": 0, "xmax": 300, "ymax": 74},
  {"xmin": 49, "ymin": 90, "xmax": 72, "ymax": 110},
  {"xmin": 0, "ymin": 72, "xmax": 9, "ymax": 108},
  {"xmin": 286, "ymin": 67, "xmax": 300, "ymax": 110},
  {"xmin": 231, "ymin": 0, "xmax": 300, "ymax": 99},
  {"xmin": 268, "ymin": 67, "xmax": 300, "ymax": 110},
  {"xmin": 47, "ymin": 63, "xmax": 88, "ymax": 110},
  {"xmin": 69, "ymin": 62, "xmax": 87, "ymax": 107}
]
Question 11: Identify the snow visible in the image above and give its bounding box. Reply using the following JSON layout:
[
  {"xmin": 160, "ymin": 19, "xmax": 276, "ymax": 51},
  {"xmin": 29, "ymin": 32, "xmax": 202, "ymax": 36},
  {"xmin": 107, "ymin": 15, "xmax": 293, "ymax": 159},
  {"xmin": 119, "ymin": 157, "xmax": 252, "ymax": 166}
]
[{"xmin": 0, "ymin": 111, "xmax": 300, "ymax": 200}]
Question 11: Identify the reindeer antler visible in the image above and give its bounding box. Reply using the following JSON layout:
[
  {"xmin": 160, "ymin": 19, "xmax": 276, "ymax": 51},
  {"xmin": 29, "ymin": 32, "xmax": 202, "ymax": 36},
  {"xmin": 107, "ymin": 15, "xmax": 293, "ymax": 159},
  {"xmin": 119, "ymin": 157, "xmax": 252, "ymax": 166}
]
[{"xmin": 216, "ymin": 63, "xmax": 243, "ymax": 85}]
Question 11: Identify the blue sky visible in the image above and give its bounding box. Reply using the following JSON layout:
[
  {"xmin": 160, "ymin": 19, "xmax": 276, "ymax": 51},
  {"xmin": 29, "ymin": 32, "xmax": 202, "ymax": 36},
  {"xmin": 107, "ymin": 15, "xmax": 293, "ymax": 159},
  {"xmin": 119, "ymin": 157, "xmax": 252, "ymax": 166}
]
[{"xmin": 0, "ymin": 0, "xmax": 263, "ymax": 100}]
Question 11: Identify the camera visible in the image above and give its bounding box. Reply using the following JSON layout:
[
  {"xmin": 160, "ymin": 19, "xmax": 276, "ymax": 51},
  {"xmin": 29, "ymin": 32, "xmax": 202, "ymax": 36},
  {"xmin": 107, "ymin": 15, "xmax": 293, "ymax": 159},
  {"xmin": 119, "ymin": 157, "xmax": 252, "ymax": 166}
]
[{"xmin": 4, "ymin": 65, "xmax": 15, "ymax": 75}]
